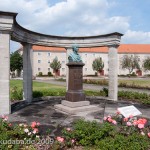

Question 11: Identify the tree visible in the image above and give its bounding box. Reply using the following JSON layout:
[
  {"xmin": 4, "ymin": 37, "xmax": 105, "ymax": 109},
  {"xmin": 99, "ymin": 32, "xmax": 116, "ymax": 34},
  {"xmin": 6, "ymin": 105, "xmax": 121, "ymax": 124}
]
[
  {"xmin": 121, "ymin": 54, "xmax": 140, "ymax": 74},
  {"xmin": 92, "ymin": 57, "xmax": 104, "ymax": 74},
  {"xmin": 143, "ymin": 57, "xmax": 150, "ymax": 72},
  {"xmin": 50, "ymin": 57, "xmax": 61, "ymax": 77},
  {"xmin": 10, "ymin": 51, "xmax": 23, "ymax": 76}
]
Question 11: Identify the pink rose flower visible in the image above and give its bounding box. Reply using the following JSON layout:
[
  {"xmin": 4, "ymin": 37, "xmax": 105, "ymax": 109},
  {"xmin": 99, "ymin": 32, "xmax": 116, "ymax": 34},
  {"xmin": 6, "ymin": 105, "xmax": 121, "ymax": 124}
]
[
  {"xmin": 123, "ymin": 118, "xmax": 128, "ymax": 122},
  {"xmin": 107, "ymin": 115, "xmax": 111, "ymax": 118},
  {"xmin": 138, "ymin": 124, "xmax": 144, "ymax": 129},
  {"xmin": 116, "ymin": 111, "xmax": 120, "ymax": 115},
  {"xmin": 126, "ymin": 122, "xmax": 132, "ymax": 126},
  {"xmin": 2, "ymin": 115, "xmax": 8, "ymax": 121},
  {"xmin": 33, "ymin": 128, "xmax": 39, "ymax": 134},
  {"xmin": 112, "ymin": 120, "xmax": 117, "ymax": 125},
  {"xmin": 103, "ymin": 117, "xmax": 107, "ymax": 121},
  {"xmin": 133, "ymin": 120, "xmax": 138, "ymax": 126},
  {"xmin": 71, "ymin": 139, "xmax": 75, "ymax": 143},
  {"xmin": 57, "ymin": 137, "xmax": 64, "ymax": 143},
  {"xmin": 66, "ymin": 128, "xmax": 71, "ymax": 131},
  {"xmin": 108, "ymin": 118, "xmax": 113, "ymax": 123},
  {"xmin": 148, "ymin": 133, "xmax": 150, "ymax": 138},
  {"xmin": 37, "ymin": 122, "xmax": 40, "ymax": 126},
  {"xmin": 137, "ymin": 118, "xmax": 147, "ymax": 125},
  {"xmin": 31, "ymin": 121, "xmax": 37, "ymax": 128}
]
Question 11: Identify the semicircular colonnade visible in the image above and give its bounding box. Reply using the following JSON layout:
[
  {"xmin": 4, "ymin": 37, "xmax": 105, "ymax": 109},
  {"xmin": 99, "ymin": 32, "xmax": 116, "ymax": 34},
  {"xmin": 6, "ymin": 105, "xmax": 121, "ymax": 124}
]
[{"xmin": 0, "ymin": 11, "xmax": 123, "ymax": 115}]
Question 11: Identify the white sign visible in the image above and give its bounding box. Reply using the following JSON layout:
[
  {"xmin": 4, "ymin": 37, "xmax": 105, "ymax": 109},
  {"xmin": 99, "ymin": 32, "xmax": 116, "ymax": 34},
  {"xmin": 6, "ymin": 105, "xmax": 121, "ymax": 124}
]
[{"xmin": 118, "ymin": 105, "xmax": 142, "ymax": 118}]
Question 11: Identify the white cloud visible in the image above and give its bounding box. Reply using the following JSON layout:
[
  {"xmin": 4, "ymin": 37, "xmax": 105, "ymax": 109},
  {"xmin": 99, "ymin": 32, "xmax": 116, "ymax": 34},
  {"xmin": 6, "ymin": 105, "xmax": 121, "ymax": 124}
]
[
  {"xmin": 123, "ymin": 30, "xmax": 150, "ymax": 44},
  {"xmin": 0, "ymin": 0, "xmax": 128, "ymax": 35},
  {"xmin": 0, "ymin": 0, "xmax": 150, "ymax": 48}
]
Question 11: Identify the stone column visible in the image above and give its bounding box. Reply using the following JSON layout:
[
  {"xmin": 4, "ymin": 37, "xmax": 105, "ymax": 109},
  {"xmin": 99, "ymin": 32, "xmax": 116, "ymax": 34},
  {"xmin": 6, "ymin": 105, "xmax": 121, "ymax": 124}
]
[
  {"xmin": 65, "ymin": 47, "xmax": 72, "ymax": 90},
  {"xmin": 108, "ymin": 45, "xmax": 119, "ymax": 101},
  {"xmin": 0, "ymin": 33, "xmax": 11, "ymax": 115},
  {"xmin": 23, "ymin": 43, "xmax": 33, "ymax": 103}
]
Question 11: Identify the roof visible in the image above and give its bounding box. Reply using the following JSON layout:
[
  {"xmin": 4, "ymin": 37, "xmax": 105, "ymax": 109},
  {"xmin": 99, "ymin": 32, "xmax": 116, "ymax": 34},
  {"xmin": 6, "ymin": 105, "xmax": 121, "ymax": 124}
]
[{"xmin": 32, "ymin": 44, "xmax": 150, "ymax": 54}]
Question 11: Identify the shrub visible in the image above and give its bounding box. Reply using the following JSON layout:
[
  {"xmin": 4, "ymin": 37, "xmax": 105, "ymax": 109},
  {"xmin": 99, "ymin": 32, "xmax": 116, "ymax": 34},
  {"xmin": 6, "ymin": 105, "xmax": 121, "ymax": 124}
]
[
  {"xmin": 58, "ymin": 112, "xmax": 150, "ymax": 149},
  {"xmin": 48, "ymin": 72, "xmax": 53, "ymax": 77},
  {"xmin": 38, "ymin": 72, "xmax": 43, "ymax": 76},
  {"xmin": 83, "ymin": 79, "xmax": 108, "ymax": 85},
  {"xmin": 62, "ymin": 119, "xmax": 115, "ymax": 146},
  {"xmin": 0, "ymin": 116, "xmax": 40, "ymax": 150},
  {"xmin": 102, "ymin": 88, "xmax": 108, "ymax": 96},
  {"xmin": 10, "ymin": 86, "xmax": 23, "ymax": 101},
  {"xmin": 118, "ymin": 90, "xmax": 150, "ymax": 105}
]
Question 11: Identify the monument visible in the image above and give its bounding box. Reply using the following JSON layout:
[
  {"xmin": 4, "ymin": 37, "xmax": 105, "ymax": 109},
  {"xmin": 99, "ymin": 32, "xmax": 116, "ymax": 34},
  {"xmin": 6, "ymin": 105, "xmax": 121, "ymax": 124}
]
[
  {"xmin": 66, "ymin": 45, "xmax": 85, "ymax": 102},
  {"xmin": 55, "ymin": 45, "xmax": 100, "ymax": 114},
  {"xmin": 0, "ymin": 11, "xmax": 123, "ymax": 115}
]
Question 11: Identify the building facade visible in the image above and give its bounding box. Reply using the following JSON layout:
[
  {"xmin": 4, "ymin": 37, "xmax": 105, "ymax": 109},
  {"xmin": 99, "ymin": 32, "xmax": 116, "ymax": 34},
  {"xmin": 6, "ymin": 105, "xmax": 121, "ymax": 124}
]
[{"xmin": 19, "ymin": 44, "xmax": 150, "ymax": 76}]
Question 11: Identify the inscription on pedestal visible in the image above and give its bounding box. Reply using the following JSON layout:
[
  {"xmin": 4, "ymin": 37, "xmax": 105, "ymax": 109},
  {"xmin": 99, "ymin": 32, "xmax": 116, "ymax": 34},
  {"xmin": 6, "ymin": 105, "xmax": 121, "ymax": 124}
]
[
  {"xmin": 74, "ymin": 69, "xmax": 82, "ymax": 89},
  {"xmin": 66, "ymin": 62, "xmax": 85, "ymax": 102}
]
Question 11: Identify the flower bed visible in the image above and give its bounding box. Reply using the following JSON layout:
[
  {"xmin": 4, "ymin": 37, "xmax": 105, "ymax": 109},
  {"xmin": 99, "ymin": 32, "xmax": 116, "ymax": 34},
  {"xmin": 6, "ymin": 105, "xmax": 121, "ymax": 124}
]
[
  {"xmin": 0, "ymin": 116, "xmax": 40, "ymax": 150},
  {"xmin": 0, "ymin": 111, "xmax": 150, "ymax": 150},
  {"xmin": 53, "ymin": 112, "xmax": 150, "ymax": 150}
]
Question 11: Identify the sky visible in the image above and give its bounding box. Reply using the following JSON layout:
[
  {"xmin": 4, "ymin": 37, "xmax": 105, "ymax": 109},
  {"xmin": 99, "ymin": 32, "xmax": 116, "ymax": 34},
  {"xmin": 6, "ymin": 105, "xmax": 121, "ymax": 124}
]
[{"xmin": 0, "ymin": 0, "xmax": 150, "ymax": 51}]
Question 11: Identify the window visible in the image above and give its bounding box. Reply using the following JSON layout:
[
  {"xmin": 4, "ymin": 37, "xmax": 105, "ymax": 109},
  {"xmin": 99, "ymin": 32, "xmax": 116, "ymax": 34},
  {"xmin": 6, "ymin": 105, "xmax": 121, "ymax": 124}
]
[
  {"xmin": 48, "ymin": 52, "xmax": 51, "ymax": 56},
  {"xmin": 85, "ymin": 68, "xmax": 87, "ymax": 71},
  {"xmin": 62, "ymin": 68, "xmax": 65, "ymax": 72},
  {"xmin": 62, "ymin": 61, "xmax": 65, "ymax": 64},
  {"xmin": 48, "ymin": 60, "xmax": 50, "ymax": 63},
  {"xmin": 38, "ymin": 52, "xmax": 41, "ymax": 56},
  {"xmin": 38, "ymin": 68, "xmax": 41, "ymax": 71},
  {"xmin": 93, "ymin": 54, "xmax": 95, "ymax": 57},
  {"xmin": 38, "ymin": 60, "xmax": 41, "ymax": 63},
  {"xmin": 85, "ymin": 54, "xmax": 87, "ymax": 57},
  {"xmin": 48, "ymin": 68, "xmax": 50, "ymax": 72}
]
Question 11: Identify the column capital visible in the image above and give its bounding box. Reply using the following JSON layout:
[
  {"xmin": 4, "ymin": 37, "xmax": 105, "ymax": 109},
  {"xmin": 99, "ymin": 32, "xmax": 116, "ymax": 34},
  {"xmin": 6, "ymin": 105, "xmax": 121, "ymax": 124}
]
[
  {"xmin": 0, "ymin": 12, "xmax": 16, "ymax": 34},
  {"xmin": 21, "ymin": 42, "xmax": 32, "ymax": 46},
  {"xmin": 107, "ymin": 44, "xmax": 120, "ymax": 49},
  {"xmin": 65, "ymin": 47, "xmax": 73, "ymax": 50}
]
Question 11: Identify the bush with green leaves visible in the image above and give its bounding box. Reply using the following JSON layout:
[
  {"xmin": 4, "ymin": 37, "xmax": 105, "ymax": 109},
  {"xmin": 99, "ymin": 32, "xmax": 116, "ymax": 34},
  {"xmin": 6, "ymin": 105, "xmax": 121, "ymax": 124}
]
[
  {"xmin": 48, "ymin": 71, "xmax": 53, "ymax": 76},
  {"xmin": 118, "ymin": 90, "xmax": 150, "ymax": 105},
  {"xmin": 62, "ymin": 119, "xmax": 115, "ymax": 146},
  {"xmin": 121, "ymin": 54, "xmax": 140, "ymax": 74},
  {"xmin": 58, "ymin": 117, "xmax": 150, "ymax": 150},
  {"xmin": 0, "ymin": 116, "xmax": 40, "ymax": 150},
  {"xmin": 50, "ymin": 57, "xmax": 61, "ymax": 76},
  {"xmin": 92, "ymin": 57, "xmax": 104, "ymax": 74},
  {"xmin": 38, "ymin": 72, "xmax": 43, "ymax": 76},
  {"xmin": 143, "ymin": 57, "xmax": 150, "ymax": 72},
  {"xmin": 10, "ymin": 86, "xmax": 23, "ymax": 101}
]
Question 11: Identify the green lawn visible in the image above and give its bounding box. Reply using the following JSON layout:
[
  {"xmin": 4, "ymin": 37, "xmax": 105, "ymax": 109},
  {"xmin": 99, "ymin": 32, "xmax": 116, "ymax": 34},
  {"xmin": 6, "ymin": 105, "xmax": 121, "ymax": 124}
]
[
  {"xmin": 10, "ymin": 79, "xmax": 102, "ymax": 100},
  {"xmin": 83, "ymin": 78, "xmax": 150, "ymax": 88},
  {"xmin": 10, "ymin": 79, "xmax": 150, "ymax": 105},
  {"xmin": 10, "ymin": 79, "xmax": 66, "ymax": 91},
  {"xmin": 119, "ymin": 79, "xmax": 150, "ymax": 87}
]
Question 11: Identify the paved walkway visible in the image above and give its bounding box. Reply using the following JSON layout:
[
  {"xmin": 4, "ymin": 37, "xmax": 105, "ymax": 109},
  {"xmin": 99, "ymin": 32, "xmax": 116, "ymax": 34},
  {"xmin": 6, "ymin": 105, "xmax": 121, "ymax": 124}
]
[
  {"xmin": 9, "ymin": 98, "xmax": 150, "ymax": 136},
  {"xmin": 35, "ymin": 78, "xmax": 150, "ymax": 94}
]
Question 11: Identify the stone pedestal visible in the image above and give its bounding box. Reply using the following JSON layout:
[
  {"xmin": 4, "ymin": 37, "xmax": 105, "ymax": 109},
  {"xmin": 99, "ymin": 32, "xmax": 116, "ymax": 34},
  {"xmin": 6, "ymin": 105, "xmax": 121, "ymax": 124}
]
[
  {"xmin": 66, "ymin": 62, "xmax": 85, "ymax": 102},
  {"xmin": 55, "ymin": 62, "xmax": 99, "ymax": 114}
]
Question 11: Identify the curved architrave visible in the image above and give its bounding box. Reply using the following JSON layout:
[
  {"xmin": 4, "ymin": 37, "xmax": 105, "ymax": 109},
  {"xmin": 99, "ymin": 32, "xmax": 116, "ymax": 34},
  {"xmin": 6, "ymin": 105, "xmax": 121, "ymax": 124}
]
[
  {"xmin": 0, "ymin": 11, "xmax": 123, "ymax": 48},
  {"xmin": 12, "ymin": 21, "xmax": 123, "ymax": 48}
]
